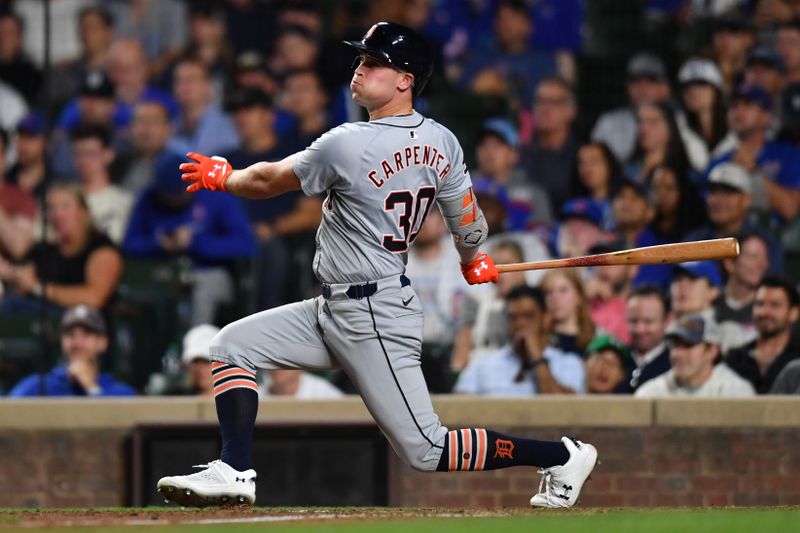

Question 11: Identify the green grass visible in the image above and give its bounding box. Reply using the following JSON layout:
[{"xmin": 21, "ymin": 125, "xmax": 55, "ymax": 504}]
[{"xmin": 0, "ymin": 507, "xmax": 798, "ymax": 533}]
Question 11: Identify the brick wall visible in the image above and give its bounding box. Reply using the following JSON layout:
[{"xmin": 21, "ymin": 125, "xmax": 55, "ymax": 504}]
[{"xmin": 389, "ymin": 427, "xmax": 800, "ymax": 508}]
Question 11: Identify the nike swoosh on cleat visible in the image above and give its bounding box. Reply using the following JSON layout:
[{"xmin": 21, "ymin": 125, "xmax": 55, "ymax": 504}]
[{"xmin": 402, "ymin": 296, "xmax": 414, "ymax": 306}]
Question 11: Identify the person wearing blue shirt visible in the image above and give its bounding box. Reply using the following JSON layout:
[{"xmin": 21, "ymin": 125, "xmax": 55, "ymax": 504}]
[
  {"xmin": 455, "ymin": 285, "xmax": 585, "ymax": 396},
  {"xmin": 123, "ymin": 152, "xmax": 255, "ymax": 324},
  {"xmin": 9, "ymin": 305, "xmax": 136, "ymax": 397}
]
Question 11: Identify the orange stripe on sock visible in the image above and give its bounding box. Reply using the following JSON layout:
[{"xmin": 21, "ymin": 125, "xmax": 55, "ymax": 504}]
[
  {"xmin": 449, "ymin": 430, "xmax": 457, "ymax": 472},
  {"xmin": 460, "ymin": 429, "xmax": 471, "ymax": 471},
  {"xmin": 213, "ymin": 379, "xmax": 259, "ymax": 396},
  {"xmin": 213, "ymin": 368, "xmax": 255, "ymax": 383},
  {"xmin": 211, "ymin": 362, "xmax": 228, "ymax": 370},
  {"xmin": 475, "ymin": 429, "xmax": 487, "ymax": 471}
]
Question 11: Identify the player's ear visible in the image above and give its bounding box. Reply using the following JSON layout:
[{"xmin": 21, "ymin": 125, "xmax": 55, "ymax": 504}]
[{"xmin": 398, "ymin": 71, "xmax": 414, "ymax": 93}]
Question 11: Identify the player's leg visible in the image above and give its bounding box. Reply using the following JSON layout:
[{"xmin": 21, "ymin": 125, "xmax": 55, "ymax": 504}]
[
  {"xmin": 322, "ymin": 280, "xmax": 596, "ymax": 507},
  {"xmin": 158, "ymin": 297, "xmax": 335, "ymax": 506}
]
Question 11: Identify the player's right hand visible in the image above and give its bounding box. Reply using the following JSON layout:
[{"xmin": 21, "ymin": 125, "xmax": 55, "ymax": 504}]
[
  {"xmin": 460, "ymin": 252, "xmax": 499, "ymax": 285},
  {"xmin": 180, "ymin": 152, "xmax": 233, "ymax": 192}
]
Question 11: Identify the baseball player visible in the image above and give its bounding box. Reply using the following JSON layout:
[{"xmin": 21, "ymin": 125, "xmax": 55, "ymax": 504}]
[{"xmin": 157, "ymin": 22, "xmax": 597, "ymax": 509}]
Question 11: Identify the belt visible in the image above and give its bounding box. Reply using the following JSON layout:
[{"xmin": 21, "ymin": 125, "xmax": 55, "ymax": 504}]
[{"xmin": 322, "ymin": 274, "xmax": 410, "ymax": 300}]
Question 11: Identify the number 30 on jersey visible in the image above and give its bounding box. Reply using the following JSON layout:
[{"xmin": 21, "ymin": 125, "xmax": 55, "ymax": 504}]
[{"xmin": 382, "ymin": 186, "xmax": 436, "ymax": 252}]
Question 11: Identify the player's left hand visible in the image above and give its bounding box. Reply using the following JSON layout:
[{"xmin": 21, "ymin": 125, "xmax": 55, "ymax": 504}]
[
  {"xmin": 180, "ymin": 152, "xmax": 233, "ymax": 192},
  {"xmin": 460, "ymin": 252, "xmax": 499, "ymax": 285}
]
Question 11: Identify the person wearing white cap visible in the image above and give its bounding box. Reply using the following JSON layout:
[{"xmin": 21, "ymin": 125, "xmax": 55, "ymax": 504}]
[
  {"xmin": 678, "ymin": 58, "xmax": 729, "ymax": 156},
  {"xmin": 182, "ymin": 324, "xmax": 220, "ymax": 396}
]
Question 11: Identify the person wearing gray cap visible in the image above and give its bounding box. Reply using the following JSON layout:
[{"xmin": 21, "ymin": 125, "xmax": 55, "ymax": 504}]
[
  {"xmin": 677, "ymin": 58, "xmax": 729, "ymax": 155},
  {"xmin": 8, "ymin": 305, "xmax": 136, "ymax": 397},
  {"xmin": 634, "ymin": 314, "xmax": 755, "ymax": 397},
  {"xmin": 685, "ymin": 162, "xmax": 785, "ymax": 274}
]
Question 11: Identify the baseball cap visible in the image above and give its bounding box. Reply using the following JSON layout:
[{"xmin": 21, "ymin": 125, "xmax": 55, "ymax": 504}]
[
  {"xmin": 665, "ymin": 314, "xmax": 719, "ymax": 346},
  {"xmin": 613, "ymin": 177, "xmax": 649, "ymax": 200},
  {"xmin": 672, "ymin": 260, "xmax": 722, "ymax": 288},
  {"xmin": 708, "ymin": 162, "xmax": 752, "ymax": 194},
  {"xmin": 627, "ymin": 53, "xmax": 667, "ymax": 82},
  {"xmin": 478, "ymin": 118, "xmax": 519, "ymax": 149},
  {"xmin": 585, "ymin": 335, "xmax": 634, "ymax": 368},
  {"xmin": 80, "ymin": 70, "xmax": 115, "ymax": 98},
  {"xmin": 559, "ymin": 198, "xmax": 604, "ymax": 227},
  {"xmin": 678, "ymin": 58, "xmax": 723, "ymax": 89},
  {"xmin": 732, "ymin": 83, "xmax": 772, "ymax": 110},
  {"xmin": 235, "ymin": 50, "xmax": 268, "ymax": 73},
  {"xmin": 61, "ymin": 305, "xmax": 106, "ymax": 335},
  {"xmin": 747, "ymin": 45, "xmax": 785, "ymax": 73},
  {"xmin": 154, "ymin": 152, "xmax": 189, "ymax": 193},
  {"xmin": 182, "ymin": 324, "xmax": 220, "ymax": 364},
  {"xmin": 225, "ymin": 88, "xmax": 273, "ymax": 112},
  {"xmin": 16, "ymin": 112, "xmax": 44, "ymax": 135}
]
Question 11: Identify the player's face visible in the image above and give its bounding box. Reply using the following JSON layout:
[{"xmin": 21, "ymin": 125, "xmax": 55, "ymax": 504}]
[
  {"xmin": 350, "ymin": 55, "xmax": 412, "ymax": 108},
  {"xmin": 586, "ymin": 350, "xmax": 626, "ymax": 394},
  {"xmin": 626, "ymin": 295, "xmax": 667, "ymax": 353}
]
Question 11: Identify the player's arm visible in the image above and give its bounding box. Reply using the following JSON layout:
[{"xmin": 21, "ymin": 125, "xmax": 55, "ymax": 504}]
[
  {"xmin": 179, "ymin": 152, "xmax": 301, "ymax": 199},
  {"xmin": 438, "ymin": 187, "xmax": 498, "ymax": 285}
]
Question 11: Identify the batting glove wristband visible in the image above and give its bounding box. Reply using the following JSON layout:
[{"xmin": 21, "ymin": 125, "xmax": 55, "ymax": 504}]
[
  {"xmin": 461, "ymin": 252, "xmax": 499, "ymax": 285},
  {"xmin": 180, "ymin": 152, "xmax": 233, "ymax": 192}
]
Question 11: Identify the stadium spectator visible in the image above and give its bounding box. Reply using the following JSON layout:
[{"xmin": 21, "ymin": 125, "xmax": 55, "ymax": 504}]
[
  {"xmin": 106, "ymin": 0, "xmax": 187, "ymax": 78},
  {"xmin": 646, "ymin": 164, "xmax": 708, "ymax": 244},
  {"xmin": 634, "ymin": 314, "xmax": 755, "ymax": 397},
  {"xmin": 281, "ymin": 69, "xmax": 332, "ymax": 150},
  {"xmin": 743, "ymin": 45, "xmax": 786, "ymax": 111},
  {"xmin": 262, "ymin": 369, "xmax": 343, "ymax": 399},
  {"xmin": 0, "ymin": 12, "xmax": 42, "ymax": 105},
  {"xmin": 224, "ymin": 87, "xmax": 321, "ymax": 310},
  {"xmin": 677, "ymin": 58, "xmax": 729, "ymax": 157},
  {"xmin": 170, "ymin": 57, "xmax": 239, "ymax": 156},
  {"xmin": 178, "ymin": 6, "xmax": 234, "ymax": 102},
  {"xmin": 776, "ymin": 19, "xmax": 800, "ymax": 85},
  {"xmin": 520, "ymin": 76, "xmax": 579, "ymax": 210},
  {"xmin": 627, "ymin": 285, "xmax": 671, "ymax": 391},
  {"xmin": 626, "ymin": 101, "xmax": 693, "ymax": 183},
  {"xmin": 706, "ymin": 85, "xmax": 800, "ymax": 222},
  {"xmin": 0, "ymin": 183, "xmax": 123, "ymax": 314},
  {"xmin": 685, "ymin": 162, "xmax": 785, "ymax": 274},
  {"xmin": 71, "ymin": 124, "xmax": 133, "ymax": 244},
  {"xmin": 669, "ymin": 261, "xmax": 721, "ymax": 320},
  {"xmin": 122, "ymin": 153, "xmax": 255, "ymax": 325},
  {"xmin": 454, "ymin": 285, "xmax": 585, "ymax": 395},
  {"xmin": 8, "ymin": 305, "xmax": 136, "ymax": 397},
  {"xmin": 584, "ymin": 244, "xmax": 637, "ymax": 344},
  {"xmin": 472, "ymin": 118, "xmax": 552, "ymax": 229},
  {"xmin": 222, "ymin": 0, "xmax": 278, "ymax": 57},
  {"xmin": 0, "ymin": 129, "xmax": 36, "ymax": 261},
  {"xmin": 269, "ymin": 25, "xmax": 320, "ymax": 78},
  {"xmin": 0, "ymin": 78, "xmax": 27, "ymax": 137},
  {"xmin": 460, "ymin": 0, "xmax": 556, "ymax": 108},
  {"xmin": 541, "ymin": 269, "xmax": 595, "ymax": 355},
  {"xmin": 753, "ymin": 0, "xmax": 800, "ymax": 29},
  {"xmin": 48, "ymin": 6, "xmax": 115, "ymax": 111},
  {"xmin": 6, "ymin": 112, "xmax": 49, "ymax": 196},
  {"xmin": 451, "ymin": 240, "xmax": 527, "ymax": 371},
  {"xmin": 713, "ymin": 232, "xmax": 771, "ymax": 327},
  {"xmin": 553, "ymin": 198, "xmax": 613, "ymax": 259},
  {"xmin": 710, "ymin": 17, "xmax": 756, "ymax": 94},
  {"xmin": 727, "ymin": 275, "xmax": 800, "ymax": 393},
  {"xmin": 591, "ymin": 53, "xmax": 671, "ymax": 164},
  {"xmin": 770, "ymin": 359, "xmax": 800, "ymax": 394},
  {"xmin": 568, "ymin": 142, "xmax": 623, "ymax": 230},
  {"xmin": 232, "ymin": 50, "xmax": 280, "ymax": 98},
  {"xmin": 119, "ymin": 99, "xmax": 177, "ymax": 195},
  {"xmin": 584, "ymin": 335, "xmax": 634, "ymax": 394},
  {"xmin": 611, "ymin": 179, "xmax": 656, "ymax": 249},
  {"xmin": 180, "ymin": 324, "xmax": 220, "ymax": 397}
]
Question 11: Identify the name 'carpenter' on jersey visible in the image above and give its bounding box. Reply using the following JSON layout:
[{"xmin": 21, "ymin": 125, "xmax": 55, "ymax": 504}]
[{"xmin": 368, "ymin": 144, "xmax": 452, "ymax": 188}]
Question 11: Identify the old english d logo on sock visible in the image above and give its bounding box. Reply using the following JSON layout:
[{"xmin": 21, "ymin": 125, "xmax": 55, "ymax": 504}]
[{"xmin": 494, "ymin": 438, "xmax": 515, "ymax": 459}]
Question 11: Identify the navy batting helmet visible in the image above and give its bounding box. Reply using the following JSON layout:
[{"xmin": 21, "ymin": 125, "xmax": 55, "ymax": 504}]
[{"xmin": 344, "ymin": 22, "xmax": 433, "ymax": 96}]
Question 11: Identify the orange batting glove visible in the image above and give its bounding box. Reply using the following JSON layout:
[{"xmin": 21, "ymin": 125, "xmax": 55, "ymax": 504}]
[
  {"xmin": 461, "ymin": 252, "xmax": 499, "ymax": 285},
  {"xmin": 179, "ymin": 152, "xmax": 233, "ymax": 192}
]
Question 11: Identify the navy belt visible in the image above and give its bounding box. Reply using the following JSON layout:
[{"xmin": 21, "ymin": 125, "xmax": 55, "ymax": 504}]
[{"xmin": 322, "ymin": 275, "xmax": 410, "ymax": 300}]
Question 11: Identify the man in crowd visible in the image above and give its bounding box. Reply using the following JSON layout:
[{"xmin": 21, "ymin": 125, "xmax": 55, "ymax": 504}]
[
  {"xmin": 454, "ymin": 285, "xmax": 585, "ymax": 395},
  {"xmin": 634, "ymin": 314, "xmax": 755, "ymax": 397},
  {"xmin": 181, "ymin": 324, "xmax": 220, "ymax": 396},
  {"xmin": 553, "ymin": 198, "xmax": 612, "ymax": 259},
  {"xmin": 9, "ymin": 305, "xmax": 136, "ymax": 396},
  {"xmin": 119, "ymin": 98, "xmax": 177, "ymax": 195},
  {"xmin": 6, "ymin": 111, "xmax": 49, "ymax": 196},
  {"xmin": 281, "ymin": 69, "xmax": 332, "ymax": 151},
  {"xmin": 726, "ymin": 276, "xmax": 800, "ymax": 393},
  {"xmin": 626, "ymin": 285, "xmax": 671, "ymax": 391}
]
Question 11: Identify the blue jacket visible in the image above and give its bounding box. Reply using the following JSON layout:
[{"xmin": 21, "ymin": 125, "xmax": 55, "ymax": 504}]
[
  {"xmin": 123, "ymin": 188, "xmax": 256, "ymax": 267},
  {"xmin": 9, "ymin": 365, "xmax": 137, "ymax": 397}
]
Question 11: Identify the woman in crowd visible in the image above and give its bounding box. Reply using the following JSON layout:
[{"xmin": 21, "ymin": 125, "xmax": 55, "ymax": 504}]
[
  {"xmin": 0, "ymin": 183, "xmax": 122, "ymax": 313},
  {"xmin": 540, "ymin": 269, "xmax": 595, "ymax": 355},
  {"xmin": 646, "ymin": 164, "xmax": 708, "ymax": 243},
  {"xmin": 626, "ymin": 101, "xmax": 692, "ymax": 183},
  {"xmin": 678, "ymin": 58, "xmax": 729, "ymax": 157},
  {"xmin": 569, "ymin": 141, "xmax": 623, "ymax": 230}
]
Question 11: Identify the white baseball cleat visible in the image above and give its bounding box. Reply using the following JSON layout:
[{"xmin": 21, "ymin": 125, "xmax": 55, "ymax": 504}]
[
  {"xmin": 530, "ymin": 436, "xmax": 598, "ymax": 509},
  {"xmin": 157, "ymin": 460, "xmax": 257, "ymax": 507}
]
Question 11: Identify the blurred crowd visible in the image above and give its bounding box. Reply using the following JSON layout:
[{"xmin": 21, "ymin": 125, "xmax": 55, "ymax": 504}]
[{"xmin": 1, "ymin": 0, "xmax": 800, "ymax": 399}]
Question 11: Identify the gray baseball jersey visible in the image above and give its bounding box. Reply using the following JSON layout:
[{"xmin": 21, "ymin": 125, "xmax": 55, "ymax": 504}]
[{"xmin": 293, "ymin": 111, "xmax": 471, "ymax": 284}]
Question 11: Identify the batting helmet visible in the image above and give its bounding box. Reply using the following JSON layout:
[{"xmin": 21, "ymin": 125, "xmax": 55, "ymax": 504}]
[{"xmin": 344, "ymin": 22, "xmax": 433, "ymax": 96}]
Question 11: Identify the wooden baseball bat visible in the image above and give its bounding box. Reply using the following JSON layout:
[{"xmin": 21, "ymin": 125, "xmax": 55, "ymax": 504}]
[{"xmin": 495, "ymin": 238, "xmax": 740, "ymax": 273}]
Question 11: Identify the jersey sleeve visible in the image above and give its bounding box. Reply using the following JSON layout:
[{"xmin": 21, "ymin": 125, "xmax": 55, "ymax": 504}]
[
  {"xmin": 436, "ymin": 133, "xmax": 472, "ymax": 201},
  {"xmin": 292, "ymin": 124, "xmax": 359, "ymax": 196}
]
